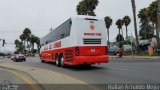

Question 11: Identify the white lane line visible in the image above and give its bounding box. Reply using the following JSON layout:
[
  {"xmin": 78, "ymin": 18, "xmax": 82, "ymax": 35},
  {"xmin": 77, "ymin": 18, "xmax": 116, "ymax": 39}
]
[{"xmin": 108, "ymin": 67, "xmax": 139, "ymax": 72}]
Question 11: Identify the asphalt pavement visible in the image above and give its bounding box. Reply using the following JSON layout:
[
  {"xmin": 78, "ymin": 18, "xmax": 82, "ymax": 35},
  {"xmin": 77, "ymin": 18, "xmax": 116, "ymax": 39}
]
[
  {"xmin": 6, "ymin": 57, "xmax": 160, "ymax": 84},
  {"xmin": 0, "ymin": 57, "xmax": 160, "ymax": 90},
  {"xmin": 0, "ymin": 67, "xmax": 41, "ymax": 90}
]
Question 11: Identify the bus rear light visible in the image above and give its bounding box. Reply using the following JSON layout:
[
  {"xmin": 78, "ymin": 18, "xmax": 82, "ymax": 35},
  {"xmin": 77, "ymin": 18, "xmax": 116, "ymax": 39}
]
[{"xmin": 75, "ymin": 47, "xmax": 79, "ymax": 56}]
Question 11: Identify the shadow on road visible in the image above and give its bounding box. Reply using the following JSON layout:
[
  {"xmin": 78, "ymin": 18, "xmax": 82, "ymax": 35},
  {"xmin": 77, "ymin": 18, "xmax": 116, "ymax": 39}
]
[{"xmin": 45, "ymin": 62, "xmax": 106, "ymax": 71}]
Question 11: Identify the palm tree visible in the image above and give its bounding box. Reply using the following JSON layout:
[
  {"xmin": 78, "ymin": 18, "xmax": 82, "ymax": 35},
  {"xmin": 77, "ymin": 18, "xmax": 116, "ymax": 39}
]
[
  {"xmin": 35, "ymin": 37, "xmax": 40, "ymax": 53},
  {"xmin": 14, "ymin": 39, "xmax": 20, "ymax": 49},
  {"xmin": 77, "ymin": 1, "xmax": 87, "ymax": 15},
  {"xmin": 131, "ymin": 0, "xmax": 139, "ymax": 49},
  {"xmin": 14, "ymin": 39, "xmax": 23, "ymax": 53},
  {"xmin": 19, "ymin": 34, "xmax": 26, "ymax": 43},
  {"xmin": 77, "ymin": 0, "xmax": 99, "ymax": 16},
  {"xmin": 23, "ymin": 28, "xmax": 31, "ymax": 48},
  {"xmin": 123, "ymin": 16, "xmax": 131, "ymax": 39},
  {"xmin": 148, "ymin": 1, "xmax": 160, "ymax": 46},
  {"xmin": 19, "ymin": 34, "xmax": 26, "ymax": 53},
  {"xmin": 30, "ymin": 35, "xmax": 36, "ymax": 51},
  {"xmin": 104, "ymin": 16, "xmax": 112, "ymax": 47},
  {"xmin": 138, "ymin": 8, "xmax": 151, "ymax": 39},
  {"xmin": 116, "ymin": 19, "xmax": 124, "ymax": 44},
  {"xmin": 116, "ymin": 19, "xmax": 123, "ymax": 35}
]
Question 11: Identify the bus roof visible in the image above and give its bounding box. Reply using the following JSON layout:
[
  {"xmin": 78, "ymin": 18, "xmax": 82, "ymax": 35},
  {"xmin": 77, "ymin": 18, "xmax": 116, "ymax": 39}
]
[{"xmin": 71, "ymin": 15, "xmax": 103, "ymax": 21}]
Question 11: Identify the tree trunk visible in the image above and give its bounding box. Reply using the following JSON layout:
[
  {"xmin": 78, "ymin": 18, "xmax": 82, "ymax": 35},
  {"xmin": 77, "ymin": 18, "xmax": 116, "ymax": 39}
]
[
  {"xmin": 107, "ymin": 29, "xmax": 110, "ymax": 48},
  {"xmin": 145, "ymin": 28, "xmax": 147, "ymax": 39},
  {"xmin": 126, "ymin": 26, "xmax": 128, "ymax": 40},
  {"xmin": 131, "ymin": 0, "xmax": 140, "ymax": 51},
  {"xmin": 156, "ymin": 22, "xmax": 160, "ymax": 47},
  {"xmin": 119, "ymin": 29, "xmax": 121, "ymax": 44},
  {"xmin": 121, "ymin": 28, "xmax": 123, "ymax": 39},
  {"xmin": 157, "ymin": 0, "xmax": 160, "ymax": 47}
]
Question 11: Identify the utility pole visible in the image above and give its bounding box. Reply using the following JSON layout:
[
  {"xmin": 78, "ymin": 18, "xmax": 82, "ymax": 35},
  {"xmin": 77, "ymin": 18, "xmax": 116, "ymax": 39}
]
[
  {"xmin": 131, "ymin": 0, "xmax": 139, "ymax": 51},
  {"xmin": 158, "ymin": 0, "xmax": 160, "ymax": 38}
]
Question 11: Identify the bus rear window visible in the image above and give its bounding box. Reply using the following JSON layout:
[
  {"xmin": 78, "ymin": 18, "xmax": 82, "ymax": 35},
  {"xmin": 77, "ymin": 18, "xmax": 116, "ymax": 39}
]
[{"xmin": 85, "ymin": 18, "xmax": 98, "ymax": 21}]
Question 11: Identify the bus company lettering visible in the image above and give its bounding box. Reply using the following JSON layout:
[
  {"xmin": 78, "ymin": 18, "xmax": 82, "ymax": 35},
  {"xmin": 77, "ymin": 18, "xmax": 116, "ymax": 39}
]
[
  {"xmin": 49, "ymin": 44, "xmax": 52, "ymax": 49},
  {"xmin": 44, "ymin": 45, "xmax": 48, "ymax": 50},
  {"xmin": 84, "ymin": 33, "xmax": 102, "ymax": 36},
  {"xmin": 54, "ymin": 41, "xmax": 61, "ymax": 48}
]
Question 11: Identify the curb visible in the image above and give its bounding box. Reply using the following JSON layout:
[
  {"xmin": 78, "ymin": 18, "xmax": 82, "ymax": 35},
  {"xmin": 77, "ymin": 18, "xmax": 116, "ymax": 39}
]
[
  {"xmin": 0, "ymin": 64, "xmax": 100, "ymax": 90},
  {"xmin": 0, "ymin": 65, "xmax": 45, "ymax": 90}
]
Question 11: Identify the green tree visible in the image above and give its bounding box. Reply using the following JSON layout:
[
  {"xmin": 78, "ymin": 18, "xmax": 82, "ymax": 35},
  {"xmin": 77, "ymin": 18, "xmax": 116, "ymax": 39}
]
[
  {"xmin": 30, "ymin": 35, "xmax": 40, "ymax": 53},
  {"xmin": 30, "ymin": 35, "xmax": 36, "ymax": 52},
  {"xmin": 116, "ymin": 34, "xmax": 124, "ymax": 44},
  {"xmin": 23, "ymin": 28, "xmax": 31, "ymax": 48},
  {"xmin": 148, "ymin": 1, "xmax": 160, "ymax": 46},
  {"xmin": 138, "ymin": 8, "xmax": 154, "ymax": 39},
  {"xmin": 19, "ymin": 34, "xmax": 26, "ymax": 44},
  {"xmin": 116, "ymin": 19, "xmax": 123, "ymax": 35},
  {"xmin": 76, "ymin": 0, "xmax": 99, "ymax": 16},
  {"xmin": 116, "ymin": 19, "xmax": 124, "ymax": 44},
  {"xmin": 123, "ymin": 16, "xmax": 131, "ymax": 39},
  {"xmin": 104, "ymin": 16, "xmax": 113, "ymax": 46},
  {"xmin": 14, "ymin": 39, "xmax": 23, "ymax": 53},
  {"xmin": 35, "ymin": 37, "xmax": 40, "ymax": 53},
  {"xmin": 131, "ymin": 0, "xmax": 139, "ymax": 49}
]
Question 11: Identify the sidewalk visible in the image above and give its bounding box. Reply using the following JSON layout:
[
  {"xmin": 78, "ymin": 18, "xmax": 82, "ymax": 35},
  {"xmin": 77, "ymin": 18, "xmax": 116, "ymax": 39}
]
[
  {"xmin": 0, "ymin": 62, "xmax": 98, "ymax": 90},
  {"xmin": 109, "ymin": 55, "xmax": 160, "ymax": 59}
]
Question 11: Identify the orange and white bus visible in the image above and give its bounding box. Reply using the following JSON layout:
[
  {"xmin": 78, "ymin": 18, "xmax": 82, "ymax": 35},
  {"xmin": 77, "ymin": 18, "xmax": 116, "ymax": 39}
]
[{"xmin": 40, "ymin": 16, "xmax": 109, "ymax": 67}]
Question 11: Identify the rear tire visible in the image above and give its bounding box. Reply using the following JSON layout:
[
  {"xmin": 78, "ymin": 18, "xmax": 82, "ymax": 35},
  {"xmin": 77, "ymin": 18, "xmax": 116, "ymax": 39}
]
[
  {"xmin": 56, "ymin": 55, "xmax": 61, "ymax": 67},
  {"xmin": 41, "ymin": 60, "xmax": 45, "ymax": 63},
  {"xmin": 60, "ymin": 56, "xmax": 66, "ymax": 68},
  {"xmin": 14, "ymin": 59, "xmax": 17, "ymax": 62},
  {"xmin": 84, "ymin": 64, "xmax": 91, "ymax": 67}
]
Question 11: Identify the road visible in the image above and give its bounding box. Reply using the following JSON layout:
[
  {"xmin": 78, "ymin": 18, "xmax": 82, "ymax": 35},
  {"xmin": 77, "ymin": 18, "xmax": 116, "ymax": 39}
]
[
  {"xmin": 0, "ymin": 67, "xmax": 41, "ymax": 90},
  {"xmin": 1, "ymin": 57, "xmax": 160, "ymax": 85}
]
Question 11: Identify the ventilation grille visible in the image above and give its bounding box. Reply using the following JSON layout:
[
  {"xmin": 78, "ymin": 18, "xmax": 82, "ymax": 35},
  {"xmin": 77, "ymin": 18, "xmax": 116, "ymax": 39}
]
[
  {"xmin": 65, "ymin": 50, "xmax": 73, "ymax": 62},
  {"xmin": 83, "ymin": 39, "xmax": 101, "ymax": 44}
]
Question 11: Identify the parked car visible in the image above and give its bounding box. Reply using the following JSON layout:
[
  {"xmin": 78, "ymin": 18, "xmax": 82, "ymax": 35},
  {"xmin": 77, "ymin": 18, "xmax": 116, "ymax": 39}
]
[
  {"xmin": 108, "ymin": 45, "xmax": 119, "ymax": 55},
  {"xmin": 11, "ymin": 55, "xmax": 16, "ymax": 60},
  {"xmin": 0, "ymin": 56, "xmax": 4, "ymax": 59},
  {"xmin": 13, "ymin": 54, "xmax": 26, "ymax": 62},
  {"xmin": 123, "ymin": 45, "xmax": 135, "ymax": 52}
]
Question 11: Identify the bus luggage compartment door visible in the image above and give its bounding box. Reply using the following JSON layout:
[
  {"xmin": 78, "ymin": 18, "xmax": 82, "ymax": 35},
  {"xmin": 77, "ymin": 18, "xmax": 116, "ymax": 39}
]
[{"xmin": 79, "ymin": 46, "xmax": 105, "ymax": 56}]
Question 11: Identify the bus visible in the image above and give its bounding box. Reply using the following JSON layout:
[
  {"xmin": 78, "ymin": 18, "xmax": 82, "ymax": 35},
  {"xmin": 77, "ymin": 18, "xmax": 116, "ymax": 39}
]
[{"xmin": 40, "ymin": 16, "xmax": 109, "ymax": 67}]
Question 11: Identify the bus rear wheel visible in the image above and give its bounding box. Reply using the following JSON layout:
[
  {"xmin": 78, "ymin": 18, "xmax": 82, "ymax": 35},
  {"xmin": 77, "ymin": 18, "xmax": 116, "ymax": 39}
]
[
  {"xmin": 41, "ymin": 60, "xmax": 45, "ymax": 63},
  {"xmin": 56, "ymin": 55, "xmax": 61, "ymax": 67},
  {"xmin": 60, "ymin": 56, "xmax": 66, "ymax": 68}
]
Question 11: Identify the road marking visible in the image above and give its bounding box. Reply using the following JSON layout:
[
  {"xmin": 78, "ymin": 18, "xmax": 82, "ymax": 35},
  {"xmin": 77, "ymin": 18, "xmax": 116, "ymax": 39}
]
[
  {"xmin": 8, "ymin": 70, "xmax": 40, "ymax": 90},
  {"xmin": 108, "ymin": 67, "xmax": 139, "ymax": 72},
  {"xmin": 45, "ymin": 70, "xmax": 101, "ymax": 90}
]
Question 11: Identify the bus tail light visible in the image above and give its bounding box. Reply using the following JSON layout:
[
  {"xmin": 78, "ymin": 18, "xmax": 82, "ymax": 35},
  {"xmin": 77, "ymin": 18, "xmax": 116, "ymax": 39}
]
[{"xmin": 75, "ymin": 47, "xmax": 79, "ymax": 56}]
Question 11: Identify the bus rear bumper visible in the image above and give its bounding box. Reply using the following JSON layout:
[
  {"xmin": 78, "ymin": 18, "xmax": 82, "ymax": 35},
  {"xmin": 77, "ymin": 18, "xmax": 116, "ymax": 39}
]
[{"xmin": 73, "ymin": 55, "xmax": 109, "ymax": 65}]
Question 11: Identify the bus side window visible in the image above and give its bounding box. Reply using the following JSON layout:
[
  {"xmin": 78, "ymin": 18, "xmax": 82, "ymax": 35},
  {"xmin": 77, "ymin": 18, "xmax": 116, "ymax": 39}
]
[
  {"xmin": 46, "ymin": 41, "xmax": 48, "ymax": 45},
  {"xmin": 60, "ymin": 34, "xmax": 65, "ymax": 39}
]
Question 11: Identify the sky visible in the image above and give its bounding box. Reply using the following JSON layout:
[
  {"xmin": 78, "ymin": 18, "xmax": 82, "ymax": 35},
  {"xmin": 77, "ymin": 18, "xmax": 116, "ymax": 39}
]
[{"xmin": 0, "ymin": 0, "xmax": 155, "ymax": 52}]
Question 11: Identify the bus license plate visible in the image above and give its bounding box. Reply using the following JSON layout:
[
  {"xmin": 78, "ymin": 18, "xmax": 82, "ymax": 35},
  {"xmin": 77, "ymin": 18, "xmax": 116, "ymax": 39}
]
[{"xmin": 91, "ymin": 48, "xmax": 96, "ymax": 52}]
